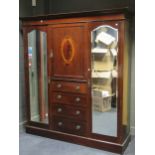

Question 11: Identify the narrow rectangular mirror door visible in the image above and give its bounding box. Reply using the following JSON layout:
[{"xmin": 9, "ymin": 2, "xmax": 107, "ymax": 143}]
[
  {"xmin": 28, "ymin": 30, "xmax": 48, "ymax": 124},
  {"xmin": 91, "ymin": 25, "xmax": 118, "ymax": 137}
]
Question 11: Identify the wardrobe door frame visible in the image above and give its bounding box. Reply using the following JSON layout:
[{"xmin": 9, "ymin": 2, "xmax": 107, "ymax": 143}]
[
  {"xmin": 87, "ymin": 20, "xmax": 126, "ymax": 143},
  {"xmin": 23, "ymin": 25, "xmax": 50, "ymax": 129}
]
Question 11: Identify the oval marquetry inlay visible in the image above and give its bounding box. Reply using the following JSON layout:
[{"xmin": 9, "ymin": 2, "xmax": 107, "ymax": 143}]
[{"xmin": 61, "ymin": 36, "xmax": 75, "ymax": 65}]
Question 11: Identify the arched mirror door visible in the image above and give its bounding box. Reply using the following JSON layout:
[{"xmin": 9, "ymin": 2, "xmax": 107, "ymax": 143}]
[
  {"xmin": 27, "ymin": 29, "xmax": 48, "ymax": 124},
  {"xmin": 91, "ymin": 25, "xmax": 118, "ymax": 137}
]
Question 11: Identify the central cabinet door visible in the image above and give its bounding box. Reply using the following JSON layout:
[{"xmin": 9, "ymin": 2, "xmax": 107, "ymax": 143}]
[{"xmin": 49, "ymin": 23, "xmax": 88, "ymax": 80}]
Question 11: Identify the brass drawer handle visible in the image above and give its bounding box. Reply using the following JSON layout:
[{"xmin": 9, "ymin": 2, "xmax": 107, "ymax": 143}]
[
  {"xmin": 76, "ymin": 110, "xmax": 80, "ymax": 115},
  {"xmin": 57, "ymin": 95, "xmax": 62, "ymax": 99},
  {"xmin": 57, "ymin": 83, "xmax": 62, "ymax": 88},
  {"xmin": 75, "ymin": 97, "xmax": 80, "ymax": 102},
  {"xmin": 58, "ymin": 122, "xmax": 63, "ymax": 126},
  {"xmin": 75, "ymin": 85, "xmax": 80, "ymax": 91},
  {"xmin": 75, "ymin": 125, "xmax": 81, "ymax": 130},
  {"xmin": 57, "ymin": 108, "xmax": 62, "ymax": 112}
]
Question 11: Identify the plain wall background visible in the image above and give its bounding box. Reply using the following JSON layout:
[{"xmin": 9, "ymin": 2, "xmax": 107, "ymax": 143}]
[{"xmin": 19, "ymin": 0, "xmax": 135, "ymax": 134}]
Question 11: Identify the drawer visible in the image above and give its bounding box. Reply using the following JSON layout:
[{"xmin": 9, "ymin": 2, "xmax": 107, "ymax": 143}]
[
  {"xmin": 52, "ymin": 116, "xmax": 86, "ymax": 135},
  {"xmin": 52, "ymin": 104, "xmax": 86, "ymax": 121},
  {"xmin": 52, "ymin": 92, "xmax": 87, "ymax": 107},
  {"xmin": 51, "ymin": 81, "xmax": 87, "ymax": 94}
]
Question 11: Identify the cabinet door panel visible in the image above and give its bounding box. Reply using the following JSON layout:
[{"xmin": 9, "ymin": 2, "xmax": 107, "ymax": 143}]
[{"xmin": 50, "ymin": 24, "xmax": 88, "ymax": 80}]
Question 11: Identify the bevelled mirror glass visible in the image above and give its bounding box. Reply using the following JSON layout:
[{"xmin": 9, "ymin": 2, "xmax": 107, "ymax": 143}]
[
  {"xmin": 28, "ymin": 30, "xmax": 48, "ymax": 124},
  {"xmin": 91, "ymin": 25, "xmax": 118, "ymax": 137}
]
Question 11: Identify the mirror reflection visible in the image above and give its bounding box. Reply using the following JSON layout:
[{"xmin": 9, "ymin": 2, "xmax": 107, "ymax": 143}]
[
  {"xmin": 28, "ymin": 30, "xmax": 48, "ymax": 124},
  {"xmin": 91, "ymin": 25, "xmax": 118, "ymax": 136}
]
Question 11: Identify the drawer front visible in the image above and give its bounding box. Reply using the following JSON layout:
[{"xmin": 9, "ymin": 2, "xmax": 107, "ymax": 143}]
[
  {"xmin": 52, "ymin": 92, "xmax": 87, "ymax": 107},
  {"xmin": 53, "ymin": 116, "xmax": 86, "ymax": 135},
  {"xmin": 52, "ymin": 104, "xmax": 86, "ymax": 121},
  {"xmin": 51, "ymin": 81, "xmax": 88, "ymax": 94}
]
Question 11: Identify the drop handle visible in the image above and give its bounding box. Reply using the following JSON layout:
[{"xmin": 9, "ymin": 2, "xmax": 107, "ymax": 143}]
[
  {"xmin": 57, "ymin": 108, "xmax": 62, "ymax": 112},
  {"xmin": 75, "ymin": 97, "xmax": 81, "ymax": 102},
  {"xmin": 57, "ymin": 83, "xmax": 62, "ymax": 88},
  {"xmin": 75, "ymin": 110, "xmax": 80, "ymax": 115},
  {"xmin": 75, "ymin": 85, "xmax": 80, "ymax": 91},
  {"xmin": 58, "ymin": 122, "xmax": 63, "ymax": 126},
  {"xmin": 57, "ymin": 95, "xmax": 62, "ymax": 99},
  {"xmin": 75, "ymin": 125, "xmax": 81, "ymax": 130}
]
